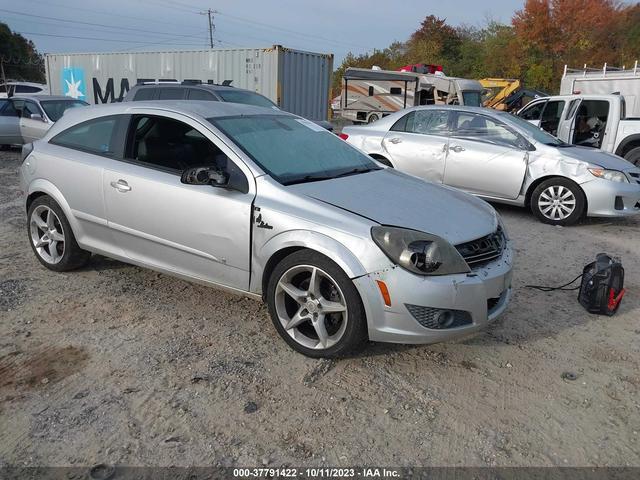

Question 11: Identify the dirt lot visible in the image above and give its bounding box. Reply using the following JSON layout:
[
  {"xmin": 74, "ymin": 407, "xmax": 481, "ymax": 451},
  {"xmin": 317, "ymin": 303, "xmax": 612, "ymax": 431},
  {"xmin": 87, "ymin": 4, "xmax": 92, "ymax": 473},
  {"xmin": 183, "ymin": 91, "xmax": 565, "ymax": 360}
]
[{"xmin": 1, "ymin": 147, "xmax": 639, "ymax": 468}]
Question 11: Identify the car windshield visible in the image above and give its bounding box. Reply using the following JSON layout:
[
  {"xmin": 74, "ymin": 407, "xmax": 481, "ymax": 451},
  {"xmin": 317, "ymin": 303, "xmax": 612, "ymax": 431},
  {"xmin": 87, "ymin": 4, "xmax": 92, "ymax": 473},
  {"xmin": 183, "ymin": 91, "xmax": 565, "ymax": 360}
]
[
  {"xmin": 462, "ymin": 91, "xmax": 482, "ymax": 107},
  {"xmin": 216, "ymin": 90, "xmax": 278, "ymax": 109},
  {"xmin": 498, "ymin": 111, "xmax": 567, "ymax": 146},
  {"xmin": 210, "ymin": 115, "xmax": 380, "ymax": 185},
  {"xmin": 40, "ymin": 100, "xmax": 88, "ymax": 121}
]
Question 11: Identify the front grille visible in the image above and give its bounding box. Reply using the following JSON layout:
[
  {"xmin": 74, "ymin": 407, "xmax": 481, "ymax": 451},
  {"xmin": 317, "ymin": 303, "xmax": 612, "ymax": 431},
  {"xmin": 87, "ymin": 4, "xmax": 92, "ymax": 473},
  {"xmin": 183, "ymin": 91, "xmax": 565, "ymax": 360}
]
[
  {"xmin": 405, "ymin": 304, "xmax": 472, "ymax": 330},
  {"xmin": 455, "ymin": 227, "xmax": 506, "ymax": 268}
]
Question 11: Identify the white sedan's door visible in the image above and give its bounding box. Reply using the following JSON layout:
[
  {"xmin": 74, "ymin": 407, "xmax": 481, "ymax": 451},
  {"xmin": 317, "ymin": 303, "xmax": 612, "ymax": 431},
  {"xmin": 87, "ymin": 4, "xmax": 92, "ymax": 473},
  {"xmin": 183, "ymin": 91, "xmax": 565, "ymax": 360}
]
[
  {"xmin": 20, "ymin": 100, "xmax": 51, "ymax": 143},
  {"xmin": 444, "ymin": 111, "xmax": 528, "ymax": 200},
  {"xmin": 381, "ymin": 109, "xmax": 450, "ymax": 183},
  {"xmin": 103, "ymin": 113, "xmax": 255, "ymax": 291},
  {"xmin": 0, "ymin": 99, "xmax": 22, "ymax": 144}
]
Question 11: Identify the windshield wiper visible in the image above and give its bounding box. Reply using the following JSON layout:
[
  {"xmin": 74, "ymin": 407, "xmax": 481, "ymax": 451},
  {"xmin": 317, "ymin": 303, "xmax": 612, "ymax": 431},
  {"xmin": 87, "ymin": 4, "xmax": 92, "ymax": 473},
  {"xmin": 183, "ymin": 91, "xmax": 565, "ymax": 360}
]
[
  {"xmin": 283, "ymin": 174, "xmax": 336, "ymax": 186},
  {"xmin": 332, "ymin": 167, "xmax": 380, "ymax": 179}
]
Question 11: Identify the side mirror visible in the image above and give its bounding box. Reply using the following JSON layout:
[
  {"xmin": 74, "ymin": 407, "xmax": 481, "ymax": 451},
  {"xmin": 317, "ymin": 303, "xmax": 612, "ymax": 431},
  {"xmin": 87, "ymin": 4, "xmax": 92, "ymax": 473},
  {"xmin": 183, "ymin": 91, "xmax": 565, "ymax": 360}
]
[
  {"xmin": 181, "ymin": 166, "xmax": 229, "ymax": 187},
  {"xmin": 30, "ymin": 113, "xmax": 45, "ymax": 122}
]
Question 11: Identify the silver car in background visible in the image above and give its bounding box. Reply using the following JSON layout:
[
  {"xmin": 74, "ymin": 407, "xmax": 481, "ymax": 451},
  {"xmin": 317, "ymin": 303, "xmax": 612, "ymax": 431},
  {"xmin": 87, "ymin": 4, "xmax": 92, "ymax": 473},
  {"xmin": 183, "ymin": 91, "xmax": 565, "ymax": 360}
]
[
  {"xmin": 0, "ymin": 95, "xmax": 88, "ymax": 147},
  {"xmin": 341, "ymin": 105, "xmax": 640, "ymax": 225},
  {"xmin": 20, "ymin": 101, "xmax": 512, "ymax": 357}
]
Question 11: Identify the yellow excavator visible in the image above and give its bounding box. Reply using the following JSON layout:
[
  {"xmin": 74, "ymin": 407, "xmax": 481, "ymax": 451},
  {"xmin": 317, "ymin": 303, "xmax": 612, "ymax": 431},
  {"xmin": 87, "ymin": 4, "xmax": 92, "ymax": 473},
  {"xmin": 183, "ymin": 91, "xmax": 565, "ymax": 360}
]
[{"xmin": 479, "ymin": 78, "xmax": 521, "ymax": 110}]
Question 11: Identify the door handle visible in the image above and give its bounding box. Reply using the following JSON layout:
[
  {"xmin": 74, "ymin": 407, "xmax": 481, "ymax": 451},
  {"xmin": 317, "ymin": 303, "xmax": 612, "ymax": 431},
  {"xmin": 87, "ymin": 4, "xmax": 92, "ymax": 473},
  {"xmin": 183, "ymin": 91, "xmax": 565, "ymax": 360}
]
[
  {"xmin": 449, "ymin": 145, "xmax": 465, "ymax": 153},
  {"xmin": 110, "ymin": 179, "xmax": 131, "ymax": 192},
  {"xmin": 388, "ymin": 137, "xmax": 402, "ymax": 144}
]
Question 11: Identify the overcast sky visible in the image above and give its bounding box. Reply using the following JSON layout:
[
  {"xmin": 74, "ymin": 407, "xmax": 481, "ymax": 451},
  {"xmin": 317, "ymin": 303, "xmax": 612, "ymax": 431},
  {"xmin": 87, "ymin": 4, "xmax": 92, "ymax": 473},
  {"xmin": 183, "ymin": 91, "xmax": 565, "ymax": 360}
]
[{"xmin": 2, "ymin": 0, "xmax": 527, "ymax": 64}]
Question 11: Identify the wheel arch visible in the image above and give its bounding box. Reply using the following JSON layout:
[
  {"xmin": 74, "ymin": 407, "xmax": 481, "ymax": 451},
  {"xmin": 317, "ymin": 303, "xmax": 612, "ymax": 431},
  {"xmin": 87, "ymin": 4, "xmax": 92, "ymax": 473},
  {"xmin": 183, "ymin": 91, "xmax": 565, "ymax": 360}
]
[
  {"xmin": 614, "ymin": 134, "xmax": 640, "ymax": 159},
  {"xmin": 254, "ymin": 230, "xmax": 369, "ymax": 297},
  {"xmin": 524, "ymin": 175, "xmax": 587, "ymax": 211},
  {"xmin": 368, "ymin": 153, "xmax": 393, "ymax": 167},
  {"xmin": 25, "ymin": 180, "xmax": 83, "ymax": 237}
]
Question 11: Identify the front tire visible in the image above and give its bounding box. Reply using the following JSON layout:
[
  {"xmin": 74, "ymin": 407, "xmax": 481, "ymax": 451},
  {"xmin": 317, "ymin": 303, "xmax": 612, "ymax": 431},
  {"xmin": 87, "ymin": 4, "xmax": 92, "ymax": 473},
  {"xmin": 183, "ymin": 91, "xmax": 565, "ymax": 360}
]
[
  {"xmin": 27, "ymin": 196, "xmax": 91, "ymax": 271},
  {"xmin": 530, "ymin": 178, "xmax": 586, "ymax": 226},
  {"xmin": 624, "ymin": 146, "xmax": 640, "ymax": 166},
  {"xmin": 266, "ymin": 250, "xmax": 367, "ymax": 358}
]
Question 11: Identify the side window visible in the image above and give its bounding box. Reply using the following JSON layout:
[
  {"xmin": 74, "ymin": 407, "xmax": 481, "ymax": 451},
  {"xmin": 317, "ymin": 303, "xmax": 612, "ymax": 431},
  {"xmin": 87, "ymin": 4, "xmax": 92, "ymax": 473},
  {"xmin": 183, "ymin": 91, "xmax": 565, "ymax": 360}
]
[
  {"xmin": 368, "ymin": 86, "xmax": 374, "ymax": 96},
  {"xmin": 452, "ymin": 113, "xmax": 522, "ymax": 149},
  {"xmin": 157, "ymin": 88, "xmax": 186, "ymax": 100},
  {"xmin": 133, "ymin": 88, "xmax": 156, "ymax": 101},
  {"xmin": 519, "ymin": 101, "xmax": 546, "ymax": 121},
  {"xmin": 411, "ymin": 110, "xmax": 449, "ymax": 135},
  {"xmin": 390, "ymin": 111, "xmax": 415, "ymax": 132},
  {"xmin": 573, "ymin": 100, "xmax": 610, "ymax": 149},
  {"xmin": 188, "ymin": 89, "xmax": 217, "ymax": 101},
  {"xmin": 126, "ymin": 115, "xmax": 237, "ymax": 175},
  {"xmin": 540, "ymin": 100, "xmax": 565, "ymax": 136},
  {"xmin": 389, "ymin": 87, "xmax": 402, "ymax": 95},
  {"xmin": 0, "ymin": 99, "xmax": 9, "ymax": 114},
  {"xmin": 15, "ymin": 85, "xmax": 42, "ymax": 93},
  {"xmin": 7, "ymin": 99, "xmax": 24, "ymax": 117},
  {"xmin": 22, "ymin": 101, "xmax": 42, "ymax": 118},
  {"xmin": 51, "ymin": 115, "xmax": 119, "ymax": 155}
]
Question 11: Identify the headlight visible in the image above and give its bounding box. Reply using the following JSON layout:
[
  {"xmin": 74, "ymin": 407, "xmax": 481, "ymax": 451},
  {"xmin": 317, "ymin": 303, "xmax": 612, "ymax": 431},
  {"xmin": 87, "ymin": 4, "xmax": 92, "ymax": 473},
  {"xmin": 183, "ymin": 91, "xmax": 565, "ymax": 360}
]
[
  {"xmin": 588, "ymin": 168, "xmax": 629, "ymax": 183},
  {"xmin": 371, "ymin": 226, "xmax": 470, "ymax": 276}
]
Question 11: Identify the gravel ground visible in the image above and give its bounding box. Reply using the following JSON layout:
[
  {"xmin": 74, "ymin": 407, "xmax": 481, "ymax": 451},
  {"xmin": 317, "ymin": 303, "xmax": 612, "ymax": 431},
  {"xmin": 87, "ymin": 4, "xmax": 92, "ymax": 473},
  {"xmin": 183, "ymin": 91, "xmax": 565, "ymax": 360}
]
[{"xmin": 1, "ymin": 147, "xmax": 639, "ymax": 468}]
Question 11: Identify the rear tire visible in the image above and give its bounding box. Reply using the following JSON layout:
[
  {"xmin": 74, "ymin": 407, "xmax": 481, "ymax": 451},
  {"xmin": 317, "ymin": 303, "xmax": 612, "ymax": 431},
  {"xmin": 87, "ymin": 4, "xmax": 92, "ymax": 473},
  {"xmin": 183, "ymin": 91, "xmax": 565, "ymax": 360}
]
[
  {"xmin": 530, "ymin": 178, "xmax": 586, "ymax": 226},
  {"xmin": 266, "ymin": 249, "xmax": 368, "ymax": 358},
  {"xmin": 27, "ymin": 195, "xmax": 91, "ymax": 271},
  {"xmin": 624, "ymin": 146, "xmax": 640, "ymax": 166},
  {"xmin": 367, "ymin": 113, "xmax": 379, "ymax": 124}
]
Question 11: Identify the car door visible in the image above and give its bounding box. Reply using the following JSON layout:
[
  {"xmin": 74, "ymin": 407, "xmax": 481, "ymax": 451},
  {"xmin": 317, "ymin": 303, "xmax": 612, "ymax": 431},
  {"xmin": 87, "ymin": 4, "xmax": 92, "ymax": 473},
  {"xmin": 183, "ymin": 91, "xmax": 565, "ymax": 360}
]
[
  {"xmin": 556, "ymin": 99, "xmax": 581, "ymax": 142},
  {"xmin": 20, "ymin": 100, "xmax": 51, "ymax": 143},
  {"xmin": 444, "ymin": 111, "xmax": 529, "ymax": 200},
  {"xmin": 569, "ymin": 99, "xmax": 612, "ymax": 150},
  {"xmin": 102, "ymin": 112, "xmax": 255, "ymax": 291},
  {"xmin": 381, "ymin": 109, "xmax": 450, "ymax": 183},
  {"xmin": 0, "ymin": 99, "xmax": 22, "ymax": 144},
  {"xmin": 517, "ymin": 99, "xmax": 548, "ymax": 126}
]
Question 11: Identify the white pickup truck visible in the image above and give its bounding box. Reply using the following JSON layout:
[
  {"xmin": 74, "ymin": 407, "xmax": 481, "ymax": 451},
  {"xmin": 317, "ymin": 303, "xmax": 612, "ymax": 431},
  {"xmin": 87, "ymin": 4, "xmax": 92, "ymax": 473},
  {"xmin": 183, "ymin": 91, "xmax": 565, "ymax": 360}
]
[{"xmin": 517, "ymin": 94, "xmax": 640, "ymax": 165}]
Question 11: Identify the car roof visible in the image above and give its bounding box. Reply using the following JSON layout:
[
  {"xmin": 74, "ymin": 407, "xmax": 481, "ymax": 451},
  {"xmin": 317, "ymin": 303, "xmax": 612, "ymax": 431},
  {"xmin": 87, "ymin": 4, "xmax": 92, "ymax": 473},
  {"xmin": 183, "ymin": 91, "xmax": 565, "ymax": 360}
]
[
  {"xmin": 43, "ymin": 100, "xmax": 292, "ymax": 139},
  {"xmin": 9, "ymin": 95, "xmax": 82, "ymax": 102},
  {"xmin": 132, "ymin": 83, "xmax": 247, "ymax": 93}
]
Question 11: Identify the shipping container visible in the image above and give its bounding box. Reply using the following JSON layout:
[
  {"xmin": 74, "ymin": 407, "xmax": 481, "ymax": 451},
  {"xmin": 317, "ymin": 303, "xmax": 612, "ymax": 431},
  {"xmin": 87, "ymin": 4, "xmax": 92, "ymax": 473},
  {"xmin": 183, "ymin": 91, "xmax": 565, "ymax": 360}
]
[{"xmin": 45, "ymin": 45, "xmax": 333, "ymax": 121}]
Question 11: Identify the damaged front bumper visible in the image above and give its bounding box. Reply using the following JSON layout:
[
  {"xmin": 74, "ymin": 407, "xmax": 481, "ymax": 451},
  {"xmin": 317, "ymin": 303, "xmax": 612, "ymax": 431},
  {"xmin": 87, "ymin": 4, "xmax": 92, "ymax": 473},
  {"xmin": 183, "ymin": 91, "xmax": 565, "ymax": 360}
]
[
  {"xmin": 353, "ymin": 241, "xmax": 514, "ymax": 344},
  {"xmin": 581, "ymin": 177, "xmax": 640, "ymax": 217}
]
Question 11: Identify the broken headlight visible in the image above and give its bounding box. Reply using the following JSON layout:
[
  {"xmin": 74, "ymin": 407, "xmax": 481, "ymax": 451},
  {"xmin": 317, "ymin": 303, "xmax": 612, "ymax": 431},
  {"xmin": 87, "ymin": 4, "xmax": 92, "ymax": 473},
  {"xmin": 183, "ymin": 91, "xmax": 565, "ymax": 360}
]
[
  {"xmin": 588, "ymin": 168, "xmax": 629, "ymax": 183},
  {"xmin": 371, "ymin": 226, "xmax": 470, "ymax": 276}
]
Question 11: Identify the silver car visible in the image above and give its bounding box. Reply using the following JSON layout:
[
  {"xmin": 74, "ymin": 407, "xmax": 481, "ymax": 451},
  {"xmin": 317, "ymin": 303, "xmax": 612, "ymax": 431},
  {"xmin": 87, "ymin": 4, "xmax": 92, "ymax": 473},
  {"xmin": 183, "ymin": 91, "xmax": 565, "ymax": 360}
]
[
  {"xmin": 20, "ymin": 101, "xmax": 513, "ymax": 357},
  {"xmin": 341, "ymin": 105, "xmax": 640, "ymax": 225},
  {"xmin": 0, "ymin": 95, "xmax": 88, "ymax": 148}
]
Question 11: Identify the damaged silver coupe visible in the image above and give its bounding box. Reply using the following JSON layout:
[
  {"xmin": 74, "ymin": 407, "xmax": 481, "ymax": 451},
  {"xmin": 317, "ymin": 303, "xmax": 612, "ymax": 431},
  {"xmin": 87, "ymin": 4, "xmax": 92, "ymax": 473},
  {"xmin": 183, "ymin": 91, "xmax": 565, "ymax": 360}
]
[
  {"xmin": 341, "ymin": 105, "xmax": 640, "ymax": 225},
  {"xmin": 20, "ymin": 101, "xmax": 512, "ymax": 357}
]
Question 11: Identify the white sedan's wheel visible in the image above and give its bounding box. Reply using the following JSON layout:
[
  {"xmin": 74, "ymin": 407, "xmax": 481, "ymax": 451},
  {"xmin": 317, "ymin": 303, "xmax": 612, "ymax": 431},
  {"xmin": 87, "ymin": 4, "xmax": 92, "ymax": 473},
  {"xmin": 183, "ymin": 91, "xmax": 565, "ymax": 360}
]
[{"xmin": 531, "ymin": 178, "xmax": 585, "ymax": 226}]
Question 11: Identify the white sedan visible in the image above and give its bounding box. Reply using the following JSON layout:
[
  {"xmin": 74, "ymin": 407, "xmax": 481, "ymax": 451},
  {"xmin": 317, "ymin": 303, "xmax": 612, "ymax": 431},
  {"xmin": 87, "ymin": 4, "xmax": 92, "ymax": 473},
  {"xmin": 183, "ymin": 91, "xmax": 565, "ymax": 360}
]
[{"xmin": 341, "ymin": 105, "xmax": 640, "ymax": 225}]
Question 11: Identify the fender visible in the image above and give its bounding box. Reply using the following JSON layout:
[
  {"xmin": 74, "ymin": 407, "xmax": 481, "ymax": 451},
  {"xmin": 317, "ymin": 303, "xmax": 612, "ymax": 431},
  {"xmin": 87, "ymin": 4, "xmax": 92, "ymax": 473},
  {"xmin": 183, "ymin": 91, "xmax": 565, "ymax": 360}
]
[
  {"xmin": 251, "ymin": 229, "xmax": 369, "ymax": 294},
  {"xmin": 614, "ymin": 133, "xmax": 640, "ymax": 158},
  {"xmin": 26, "ymin": 179, "xmax": 85, "ymax": 236}
]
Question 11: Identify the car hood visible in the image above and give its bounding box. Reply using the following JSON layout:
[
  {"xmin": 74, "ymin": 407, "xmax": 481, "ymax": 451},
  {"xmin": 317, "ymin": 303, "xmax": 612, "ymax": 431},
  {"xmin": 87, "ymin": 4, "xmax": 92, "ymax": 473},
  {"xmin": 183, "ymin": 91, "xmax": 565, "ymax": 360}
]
[
  {"xmin": 554, "ymin": 145, "xmax": 635, "ymax": 171},
  {"xmin": 289, "ymin": 168, "xmax": 498, "ymax": 245}
]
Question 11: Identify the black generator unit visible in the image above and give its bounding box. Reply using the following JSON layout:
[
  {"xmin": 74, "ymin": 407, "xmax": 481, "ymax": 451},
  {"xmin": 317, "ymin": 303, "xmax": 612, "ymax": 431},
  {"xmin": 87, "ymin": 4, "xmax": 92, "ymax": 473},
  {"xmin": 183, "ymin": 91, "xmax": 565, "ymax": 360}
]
[{"xmin": 578, "ymin": 253, "xmax": 625, "ymax": 315}]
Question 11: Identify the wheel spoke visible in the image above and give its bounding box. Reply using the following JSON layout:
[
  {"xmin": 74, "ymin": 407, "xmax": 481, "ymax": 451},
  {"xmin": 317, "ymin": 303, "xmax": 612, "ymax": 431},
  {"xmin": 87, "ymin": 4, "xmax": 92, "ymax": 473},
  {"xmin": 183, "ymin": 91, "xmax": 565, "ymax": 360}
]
[
  {"xmin": 313, "ymin": 315, "xmax": 329, "ymax": 348},
  {"xmin": 35, "ymin": 236, "xmax": 48, "ymax": 248},
  {"xmin": 278, "ymin": 281, "xmax": 307, "ymax": 304},
  {"xmin": 541, "ymin": 205, "xmax": 553, "ymax": 215},
  {"xmin": 319, "ymin": 299, "xmax": 346, "ymax": 313},
  {"xmin": 49, "ymin": 240, "xmax": 61, "ymax": 261},
  {"xmin": 285, "ymin": 308, "xmax": 310, "ymax": 330},
  {"xmin": 560, "ymin": 190, "xmax": 573, "ymax": 200},
  {"xmin": 308, "ymin": 267, "xmax": 321, "ymax": 298},
  {"xmin": 33, "ymin": 216, "xmax": 47, "ymax": 230},
  {"xmin": 46, "ymin": 209, "xmax": 56, "ymax": 229},
  {"xmin": 49, "ymin": 230, "xmax": 64, "ymax": 242}
]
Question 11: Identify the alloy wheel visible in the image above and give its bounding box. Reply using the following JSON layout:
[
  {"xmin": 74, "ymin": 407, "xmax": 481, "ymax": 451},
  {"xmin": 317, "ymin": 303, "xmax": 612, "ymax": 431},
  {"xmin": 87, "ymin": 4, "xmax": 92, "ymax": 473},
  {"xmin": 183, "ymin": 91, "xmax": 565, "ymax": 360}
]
[
  {"xmin": 275, "ymin": 265, "xmax": 348, "ymax": 350},
  {"xmin": 30, "ymin": 205, "xmax": 65, "ymax": 264},
  {"xmin": 538, "ymin": 185, "xmax": 576, "ymax": 221}
]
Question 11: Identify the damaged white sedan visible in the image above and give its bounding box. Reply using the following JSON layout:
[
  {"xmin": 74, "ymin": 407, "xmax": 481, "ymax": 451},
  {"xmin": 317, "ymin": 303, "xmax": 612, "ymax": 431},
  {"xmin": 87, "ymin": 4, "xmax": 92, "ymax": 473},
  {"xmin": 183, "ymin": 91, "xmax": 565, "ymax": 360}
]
[{"xmin": 341, "ymin": 105, "xmax": 640, "ymax": 225}]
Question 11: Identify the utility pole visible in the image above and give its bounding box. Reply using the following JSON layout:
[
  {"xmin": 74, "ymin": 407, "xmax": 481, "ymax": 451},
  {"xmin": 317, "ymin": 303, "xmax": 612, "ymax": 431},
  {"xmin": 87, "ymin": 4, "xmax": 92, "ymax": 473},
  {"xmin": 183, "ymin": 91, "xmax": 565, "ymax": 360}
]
[{"xmin": 200, "ymin": 9, "xmax": 216, "ymax": 48}]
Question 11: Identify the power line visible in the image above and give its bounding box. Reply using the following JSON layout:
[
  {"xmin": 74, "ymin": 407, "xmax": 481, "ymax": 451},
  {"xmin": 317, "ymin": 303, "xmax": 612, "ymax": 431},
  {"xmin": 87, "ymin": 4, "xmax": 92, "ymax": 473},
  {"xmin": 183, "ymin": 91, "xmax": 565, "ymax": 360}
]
[{"xmin": 16, "ymin": 30, "xmax": 209, "ymax": 45}]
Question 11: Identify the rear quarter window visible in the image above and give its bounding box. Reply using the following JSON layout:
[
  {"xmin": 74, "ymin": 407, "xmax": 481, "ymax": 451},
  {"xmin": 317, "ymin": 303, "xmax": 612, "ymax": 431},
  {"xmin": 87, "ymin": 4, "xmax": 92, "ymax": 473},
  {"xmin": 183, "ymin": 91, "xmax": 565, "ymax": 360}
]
[
  {"xmin": 50, "ymin": 115, "xmax": 120, "ymax": 156},
  {"xmin": 133, "ymin": 88, "xmax": 157, "ymax": 101}
]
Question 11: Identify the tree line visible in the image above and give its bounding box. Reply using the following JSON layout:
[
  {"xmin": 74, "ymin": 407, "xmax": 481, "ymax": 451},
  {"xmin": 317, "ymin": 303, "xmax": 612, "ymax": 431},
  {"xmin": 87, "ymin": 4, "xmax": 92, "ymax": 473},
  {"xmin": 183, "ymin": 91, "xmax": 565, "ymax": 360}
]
[
  {"xmin": 333, "ymin": 0, "xmax": 640, "ymax": 95},
  {"xmin": 0, "ymin": 22, "xmax": 45, "ymax": 83}
]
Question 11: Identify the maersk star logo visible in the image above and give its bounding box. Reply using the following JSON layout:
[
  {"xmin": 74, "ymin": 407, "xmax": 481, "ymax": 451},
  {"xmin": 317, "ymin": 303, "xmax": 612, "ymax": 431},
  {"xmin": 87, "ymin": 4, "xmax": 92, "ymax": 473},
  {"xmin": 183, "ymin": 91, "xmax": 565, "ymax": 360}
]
[{"xmin": 61, "ymin": 67, "xmax": 86, "ymax": 100}]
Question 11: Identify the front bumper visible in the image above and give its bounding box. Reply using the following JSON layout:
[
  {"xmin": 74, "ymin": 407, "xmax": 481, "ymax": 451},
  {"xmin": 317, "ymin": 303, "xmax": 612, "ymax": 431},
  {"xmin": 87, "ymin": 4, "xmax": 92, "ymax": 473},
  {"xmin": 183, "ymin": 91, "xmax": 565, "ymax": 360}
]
[
  {"xmin": 581, "ymin": 177, "xmax": 640, "ymax": 217},
  {"xmin": 353, "ymin": 241, "xmax": 514, "ymax": 344}
]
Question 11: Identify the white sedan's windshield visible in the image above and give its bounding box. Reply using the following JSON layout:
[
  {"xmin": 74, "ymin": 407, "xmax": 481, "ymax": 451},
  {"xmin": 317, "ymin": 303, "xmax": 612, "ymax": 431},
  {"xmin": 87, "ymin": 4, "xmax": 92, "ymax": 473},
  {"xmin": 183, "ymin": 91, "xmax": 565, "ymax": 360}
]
[{"xmin": 211, "ymin": 115, "xmax": 379, "ymax": 185}]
